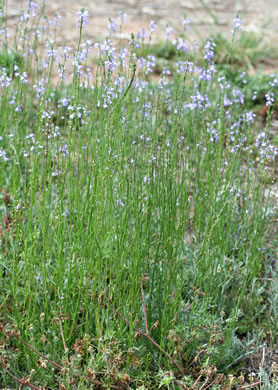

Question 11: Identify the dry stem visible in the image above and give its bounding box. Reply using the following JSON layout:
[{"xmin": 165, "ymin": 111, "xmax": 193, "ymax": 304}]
[
  {"xmin": 116, "ymin": 309, "xmax": 185, "ymax": 375},
  {"xmin": 3, "ymin": 368, "xmax": 41, "ymax": 390}
]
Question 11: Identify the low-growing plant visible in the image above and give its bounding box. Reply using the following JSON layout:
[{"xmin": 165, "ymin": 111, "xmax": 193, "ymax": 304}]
[
  {"xmin": 0, "ymin": 4, "xmax": 277, "ymax": 389},
  {"xmin": 212, "ymin": 31, "xmax": 278, "ymax": 69},
  {"xmin": 0, "ymin": 46, "xmax": 24, "ymax": 76}
]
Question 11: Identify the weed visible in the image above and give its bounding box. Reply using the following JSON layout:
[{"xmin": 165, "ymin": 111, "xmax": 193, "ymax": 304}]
[{"xmin": 0, "ymin": 2, "xmax": 277, "ymax": 389}]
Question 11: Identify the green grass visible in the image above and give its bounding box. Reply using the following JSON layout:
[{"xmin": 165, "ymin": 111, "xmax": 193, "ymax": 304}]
[
  {"xmin": 0, "ymin": 46, "xmax": 24, "ymax": 76},
  {"xmin": 135, "ymin": 32, "xmax": 278, "ymax": 112},
  {"xmin": 212, "ymin": 31, "xmax": 278, "ymax": 69},
  {"xmin": 136, "ymin": 40, "xmax": 178, "ymax": 61},
  {"xmin": 0, "ymin": 3, "xmax": 278, "ymax": 389}
]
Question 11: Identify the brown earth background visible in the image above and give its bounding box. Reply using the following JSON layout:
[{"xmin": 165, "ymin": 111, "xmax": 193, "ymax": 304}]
[{"xmin": 4, "ymin": 0, "xmax": 278, "ymax": 46}]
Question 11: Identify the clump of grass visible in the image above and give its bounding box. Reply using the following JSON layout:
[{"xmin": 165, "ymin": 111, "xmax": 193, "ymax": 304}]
[
  {"xmin": 136, "ymin": 40, "xmax": 178, "ymax": 61},
  {"xmin": 212, "ymin": 31, "xmax": 278, "ymax": 69},
  {"xmin": 0, "ymin": 4, "xmax": 277, "ymax": 389},
  {"xmin": 0, "ymin": 46, "xmax": 24, "ymax": 76}
]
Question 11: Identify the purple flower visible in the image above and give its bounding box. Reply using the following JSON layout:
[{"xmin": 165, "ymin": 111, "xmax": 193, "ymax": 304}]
[
  {"xmin": 28, "ymin": 1, "xmax": 41, "ymax": 17},
  {"xmin": 224, "ymin": 96, "xmax": 232, "ymax": 106},
  {"xmin": 206, "ymin": 122, "xmax": 219, "ymax": 143},
  {"xmin": 19, "ymin": 72, "xmax": 28, "ymax": 84},
  {"xmin": 117, "ymin": 10, "xmax": 127, "ymax": 25},
  {"xmin": 54, "ymin": 13, "xmax": 62, "ymax": 26},
  {"xmin": 20, "ymin": 11, "xmax": 30, "ymax": 22},
  {"xmin": 76, "ymin": 9, "xmax": 89, "ymax": 28},
  {"xmin": 138, "ymin": 57, "xmax": 146, "ymax": 69},
  {"xmin": 192, "ymin": 40, "xmax": 199, "ymax": 51},
  {"xmin": 232, "ymin": 16, "xmax": 242, "ymax": 34},
  {"xmin": 255, "ymin": 131, "xmax": 278, "ymax": 162},
  {"xmin": 188, "ymin": 92, "xmax": 211, "ymax": 111},
  {"xmin": 269, "ymin": 75, "xmax": 278, "ymax": 87},
  {"xmin": 173, "ymin": 38, "xmax": 188, "ymax": 52},
  {"xmin": 33, "ymin": 80, "xmax": 46, "ymax": 98},
  {"xmin": 0, "ymin": 150, "xmax": 9, "ymax": 161},
  {"xmin": 217, "ymin": 77, "xmax": 231, "ymax": 89},
  {"xmin": 0, "ymin": 70, "xmax": 12, "ymax": 88},
  {"xmin": 183, "ymin": 17, "xmax": 190, "ymax": 30},
  {"xmin": 162, "ymin": 68, "xmax": 171, "ymax": 75},
  {"xmin": 133, "ymin": 79, "xmax": 148, "ymax": 94},
  {"xmin": 176, "ymin": 60, "xmax": 195, "ymax": 73},
  {"xmin": 141, "ymin": 102, "xmax": 152, "ymax": 118},
  {"xmin": 232, "ymin": 88, "xmax": 245, "ymax": 105},
  {"xmin": 146, "ymin": 55, "xmax": 156, "ymax": 75},
  {"xmin": 104, "ymin": 56, "xmax": 119, "ymax": 73},
  {"xmin": 255, "ymin": 131, "xmax": 267, "ymax": 148},
  {"xmin": 15, "ymin": 104, "xmax": 23, "ymax": 112},
  {"xmin": 136, "ymin": 28, "xmax": 148, "ymax": 40},
  {"xmin": 204, "ymin": 39, "xmax": 215, "ymax": 62},
  {"xmin": 62, "ymin": 46, "xmax": 72, "ymax": 60},
  {"xmin": 165, "ymin": 25, "xmax": 173, "ymax": 41},
  {"xmin": 114, "ymin": 76, "xmax": 125, "ymax": 93},
  {"xmin": 59, "ymin": 144, "xmax": 69, "ymax": 158},
  {"xmin": 240, "ymin": 71, "xmax": 247, "ymax": 84},
  {"xmin": 265, "ymin": 92, "xmax": 275, "ymax": 106},
  {"xmin": 60, "ymin": 97, "xmax": 70, "ymax": 107},
  {"xmin": 46, "ymin": 46, "xmax": 58, "ymax": 62},
  {"xmin": 199, "ymin": 65, "xmax": 217, "ymax": 81},
  {"xmin": 119, "ymin": 48, "xmax": 129, "ymax": 61},
  {"xmin": 158, "ymin": 76, "xmax": 168, "ymax": 90},
  {"xmin": 149, "ymin": 20, "xmax": 157, "ymax": 33},
  {"xmin": 108, "ymin": 18, "xmax": 118, "ymax": 33},
  {"xmin": 243, "ymin": 111, "xmax": 256, "ymax": 125}
]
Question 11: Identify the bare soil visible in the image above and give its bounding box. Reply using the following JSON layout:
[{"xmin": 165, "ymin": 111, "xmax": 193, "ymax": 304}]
[{"xmin": 4, "ymin": 0, "xmax": 278, "ymax": 45}]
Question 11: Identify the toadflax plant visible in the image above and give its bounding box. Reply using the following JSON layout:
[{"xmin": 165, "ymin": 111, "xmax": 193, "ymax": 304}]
[{"xmin": 0, "ymin": 1, "xmax": 277, "ymax": 388}]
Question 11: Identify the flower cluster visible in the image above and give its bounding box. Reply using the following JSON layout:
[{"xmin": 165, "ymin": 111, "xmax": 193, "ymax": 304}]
[
  {"xmin": 232, "ymin": 16, "xmax": 242, "ymax": 34},
  {"xmin": 76, "ymin": 9, "xmax": 89, "ymax": 28}
]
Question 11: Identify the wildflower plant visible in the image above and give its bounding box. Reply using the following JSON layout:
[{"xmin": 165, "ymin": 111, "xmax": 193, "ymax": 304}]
[{"xmin": 0, "ymin": 2, "xmax": 277, "ymax": 389}]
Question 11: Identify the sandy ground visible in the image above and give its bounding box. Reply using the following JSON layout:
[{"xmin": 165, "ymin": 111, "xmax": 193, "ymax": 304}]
[{"xmin": 4, "ymin": 0, "xmax": 278, "ymax": 45}]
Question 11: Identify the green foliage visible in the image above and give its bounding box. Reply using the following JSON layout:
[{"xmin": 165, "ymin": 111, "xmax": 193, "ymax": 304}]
[
  {"xmin": 217, "ymin": 65, "xmax": 278, "ymax": 108},
  {"xmin": 212, "ymin": 31, "xmax": 278, "ymax": 68},
  {"xmin": 0, "ymin": 46, "xmax": 24, "ymax": 76},
  {"xmin": 0, "ymin": 2, "xmax": 277, "ymax": 389},
  {"xmin": 136, "ymin": 40, "xmax": 178, "ymax": 60}
]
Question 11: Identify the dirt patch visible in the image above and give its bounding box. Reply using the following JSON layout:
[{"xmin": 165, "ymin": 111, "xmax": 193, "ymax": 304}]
[{"xmin": 4, "ymin": 0, "xmax": 278, "ymax": 45}]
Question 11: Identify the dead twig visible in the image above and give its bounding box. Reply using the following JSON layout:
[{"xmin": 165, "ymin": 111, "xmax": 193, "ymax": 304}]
[
  {"xmin": 192, "ymin": 374, "xmax": 202, "ymax": 389},
  {"xmin": 202, "ymin": 379, "xmax": 217, "ymax": 390},
  {"xmin": 59, "ymin": 319, "xmax": 68, "ymax": 353},
  {"xmin": 184, "ymin": 302, "xmax": 193, "ymax": 313},
  {"xmin": 15, "ymin": 336, "xmax": 63, "ymax": 370},
  {"xmin": 199, "ymin": 379, "xmax": 209, "ymax": 390},
  {"xmin": 14, "ymin": 335, "xmax": 122, "ymax": 389},
  {"xmin": 141, "ymin": 287, "xmax": 149, "ymax": 336},
  {"xmin": 115, "ymin": 284, "xmax": 186, "ymax": 375},
  {"xmin": 184, "ymin": 349, "xmax": 205, "ymax": 373},
  {"xmin": 3, "ymin": 367, "xmax": 41, "ymax": 390},
  {"xmin": 116, "ymin": 310, "xmax": 185, "ymax": 375},
  {"xmin": 240, "ymin": 382, "xmax": 261, "ymax": 389},
  {"xmin": 88, "ymin": 377, "xmax": 122, "ymax": 389}
]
